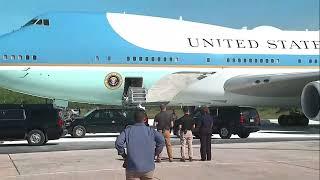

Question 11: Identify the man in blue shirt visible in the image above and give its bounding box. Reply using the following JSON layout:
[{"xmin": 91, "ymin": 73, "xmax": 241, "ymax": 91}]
[{"xmin": 115, "ymin": 110, "xmax": 165, "ymax": 180}]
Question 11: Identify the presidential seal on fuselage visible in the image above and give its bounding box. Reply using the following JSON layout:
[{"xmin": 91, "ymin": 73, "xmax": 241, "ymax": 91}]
[{"xmin": 104, "ymin": 72, "xmax": 123, "ymax": 90}]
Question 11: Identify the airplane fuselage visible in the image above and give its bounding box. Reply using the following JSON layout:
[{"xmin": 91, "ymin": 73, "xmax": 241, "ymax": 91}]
[{"xmin": 0, "ymin": 12, "xmax": 319, "ymax": 108}]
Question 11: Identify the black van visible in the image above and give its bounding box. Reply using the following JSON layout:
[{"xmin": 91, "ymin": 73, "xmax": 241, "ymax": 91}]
[
  {"xmin": 0, "ymin": 104, "xmax": 64, "ymax": 145},
  {"xmin": 66, "ymin": 107, "xmax": 148, "ymax": 137},
  {"xmin": 175, "ymin": 106, "xmax": 260, "ymax": 139}
]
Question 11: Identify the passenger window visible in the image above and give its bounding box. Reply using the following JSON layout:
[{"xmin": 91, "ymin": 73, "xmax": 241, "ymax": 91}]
[
  {"xmin": 164, "ymin": 57, "xmax": 167, "ymax": 62},
  {"xmin": 11, "ymin": 55, "xmax": 15, "ymax": 60},
  {"xmin": 298, "ymin": 59, "xmax": 301, "ymax": 63},
  {"xmin": 33, "ymin": 55, "xmax": 37, "ymax": 60},
  {"xmin": 145, "ymin": 57, "xmax": 148, "ymax": 61},
  {"xmin": 108, "ymin": 111, "xmax": 122, "ymax": 119},
  {"xmin": 43, "ymin": 19, "xmax": 49, "ymax": 26},
  {"xmin": 127, "ymin": 57, "xmax": 130, "ymax": 61},
  {"xmin": 315, "ymin": 59, "xmax": 318, "ymax": 64},
  {"xmin": 93, "ymin": 112, "xmax": 100, "ymax": 119},
  {"xmin": 309, "ymin": 59, "xmax": 312, "ymax": 63},
  {"xmin": 207, "ymin": 58, "xmax": 211, "ymax": 62},
  {"xmin": 139, "ymin": 57, "xmax": 142, "ymax": 61},
  {"xmin": 243, "ymin": 58, "xmax": 247, "ymax": 63},
  {"xmin": 238, "ymin": 58, "xmax": 241, "ymax": 63},
  {"xmin": 170, "ymin": 57, "xmax": 173, "ymax": 62},
  {"xmin": 3, "ymin": 55, "xmax": 8, "ymax": 60},
  {"xmin": 133, "ymin": 57, "xmax": 136, "ymax": 61},
  {"xmin": 255, "ymin": 59, "xmax": 258, "ymax": 63},
  {"xmin": 265, "ymin": 59, "xmax": 269, "ymax": 63},
  {"xmin": 260, "ymin": 59, "xmax": 263, "ymax": 63},
  {"xmin": 151, "ymin": 57, "xmax": 155, "ymax": 61},
  {"xmin": 232, "ymin": 58, "xmax": 236, "ymax": 62},
  {"xmin": 26, "ymin": 55, "xmax": 30, "ymax": 60},
  {"xmin": 107, "ymin": 56, "xmax": 111, "ymax": 61},
  {"xmin": 36, "ymin": 19, "xmax": 43, "ymax": 25},
  {"xmin": 158, "ymin": 57, "xmax": 161, "ymax": 61},
  {"xmin": 271, "ymin": 59, "xmax": 275, "ymax": 63},
  {"xmin": 18, "ymin": 55, "xmax": 22, "ymax": 60},
  {"xmin": 226, "ymin": 58, "xmax": 230, "ymax": 62},
  {"xmin": 249, "ymin": 59, "xmax": 252, "ymax": 63},
  {"xmin": 0, "ymin": 110, "xmax": 25, "ymax": 120}
]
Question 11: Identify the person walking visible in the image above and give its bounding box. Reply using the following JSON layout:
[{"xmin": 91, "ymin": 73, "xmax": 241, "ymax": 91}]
[
  {"xmin": 178, "ymin": 107, "xmax": 195, "ymax": 162},
  {"xmin": 199, "ymin": 107, "xmax": 214, "ymax": 161},
  {"xmin": 154, "ymin": 104, "xmax": 174, "ymax": 162},
  {"xmin": 115, "ymin": 110, "xmax": 165, "ymax": 180}
]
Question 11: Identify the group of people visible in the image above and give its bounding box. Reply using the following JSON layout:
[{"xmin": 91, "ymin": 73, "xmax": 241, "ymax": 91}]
[{"xmin": 115, "ymin": 104, "xmax": 214, "ymax": 180}]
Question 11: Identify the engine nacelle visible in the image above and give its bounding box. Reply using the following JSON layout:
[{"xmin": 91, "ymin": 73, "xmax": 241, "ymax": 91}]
[{"xmin": 301, "ymin": 81, "xmax": 320, "ymax": 121}]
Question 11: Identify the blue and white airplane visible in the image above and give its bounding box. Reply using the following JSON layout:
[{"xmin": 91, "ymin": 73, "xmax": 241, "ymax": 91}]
[{"xmin": 0, "ymin": 12, "xmax": 319, "ymax": 121}]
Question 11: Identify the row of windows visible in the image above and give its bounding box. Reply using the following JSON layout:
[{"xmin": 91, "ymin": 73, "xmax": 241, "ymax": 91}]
[
  {"xmin": 298, "ymin": 59, "xmax": 318, "ymax": 64},
  {"xmin": 226, "ymin": 58, "xmax": 280, "ymax": 64},
  {"xmin": 126, "ymin": 56, "xmax": 179, "ymax": 62},
  {"xmin": 2, "ymin": 55, "xmax": 37, "ymax": 60}
]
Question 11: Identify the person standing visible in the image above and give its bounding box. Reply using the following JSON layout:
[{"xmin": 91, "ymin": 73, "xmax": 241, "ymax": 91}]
[
  {"xmin": 171, "ymin": 109, "xmax": 178, "ymax": 133},
  {"xmin": 199, "ymin": 107, "xmax": 214, "ymax": 161},
  {"xmin": 115, "ymin": 110, "xmax": 165, "ymax": 180},
  {"xmin": 178, "ymin": 107, "xmax": 195, "ymax": 162},
  {"xmin": 154, "ymin": 104, "xmax": 174, "ymax": 162}
]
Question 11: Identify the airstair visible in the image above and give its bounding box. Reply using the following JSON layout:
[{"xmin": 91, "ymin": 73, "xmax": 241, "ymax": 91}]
[{"xmin": 124, "ymin": 87, "xmax": 147, "ymax": 105}]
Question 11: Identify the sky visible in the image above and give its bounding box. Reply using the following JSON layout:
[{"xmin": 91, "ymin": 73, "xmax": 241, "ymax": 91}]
[{"xmin": 0, "ymin": 0, "xmax": 319, "ymax": 35}]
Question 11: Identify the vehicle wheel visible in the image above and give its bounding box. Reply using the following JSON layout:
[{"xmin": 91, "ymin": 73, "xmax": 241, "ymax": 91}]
[
  {"xmin": 62, "ymin": 129, "xmax": 69, "ymax": 137},
  {"xmin": 219, "ymin": 127, "xmax": 231, "ymax": 139},
  {"xmin": 238, "ymin": 131, "xmax": 250, "ymax": 138},
  {"xmin": 27, "ymin": 130, "xmax": 46, "ymax": 146},
  {"xmin": 278, "ymin": 115, "xmax": 288, "ymax": 126},
  {"xmin": 72, "ymin": 125, "xmax": 86, "ymax": 138}
]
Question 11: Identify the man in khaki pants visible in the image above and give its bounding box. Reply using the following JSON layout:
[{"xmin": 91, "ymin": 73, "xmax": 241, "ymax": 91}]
[
  {"xmin": 178, "ymin": 107, "xmax": 195, "ymax": 162},
  {"xmin": 154, "ymin": 104, "xmax": 174, "ymax": 162}
]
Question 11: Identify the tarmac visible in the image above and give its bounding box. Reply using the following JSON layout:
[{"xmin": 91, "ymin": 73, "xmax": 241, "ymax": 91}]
[{"xmin": 0, "ymin": 140, "xmax": 319, "ymax": 180}]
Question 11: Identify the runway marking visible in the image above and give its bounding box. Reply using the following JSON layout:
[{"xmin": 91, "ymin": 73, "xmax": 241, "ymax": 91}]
[
  {"xmin": 8, "ymin": 154, "xmax": 20, "ymax": 175},
  {"xmin": 272, "ymin": 160, "xmax": 319, "ymax": 170}
]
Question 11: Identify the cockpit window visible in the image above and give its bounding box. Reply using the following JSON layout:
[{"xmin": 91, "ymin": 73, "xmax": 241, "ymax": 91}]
[
  {"xmin": 36, "ymin": 19, "xmax": 43, "ymax": 25},
  {"xmin": 23, "ymin": 19, "xmax": 37, "ymax": 27},
  {"xmin": 43, "ymin": 19, "xmax": 49, "ymax": 26},
  {"xmin": 23, "ymin": 18, "xmax": 50, "ymax": 27}
]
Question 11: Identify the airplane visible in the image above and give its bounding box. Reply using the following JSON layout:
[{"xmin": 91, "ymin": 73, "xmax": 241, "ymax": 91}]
[{"xmin": 0, "ymin": 12, "xmax": 319, "ymax": 124}]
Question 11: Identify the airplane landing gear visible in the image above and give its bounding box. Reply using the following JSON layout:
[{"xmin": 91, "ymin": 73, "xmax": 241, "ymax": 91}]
[{"xmin": 278, "ymin": 112, "xmax": 309, "ymax": 126}]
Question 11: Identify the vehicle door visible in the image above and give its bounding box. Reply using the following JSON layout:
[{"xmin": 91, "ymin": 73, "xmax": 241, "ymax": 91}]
[
  {"xmin": 85, "ymin": 110, "xmax": 111, "ymax": 133},
  {"xmin": 107, "ymin": 110, "xmax": 127, "ymax": 132},
  {"xmin": 0, "ymin": 109, "xmax": 26, "ymax": 139}
]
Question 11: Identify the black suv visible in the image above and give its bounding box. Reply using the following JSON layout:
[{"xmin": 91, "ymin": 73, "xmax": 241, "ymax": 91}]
[
  {"xmin": 0, "ymin": 104, "xmax": 64, "ymax": 145},
  {"xmin": 66, "ymin": 107, "xmax": 148, "ymax": 137},
  {"xmin": 175, "ymin": 106, "xmax": 260, "ymax": 139}
]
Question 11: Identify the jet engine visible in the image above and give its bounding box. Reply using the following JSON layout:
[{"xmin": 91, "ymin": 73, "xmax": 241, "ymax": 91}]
[{"xmin": 301, "ymin": 81, "xmax": 320, "ymax": 121}]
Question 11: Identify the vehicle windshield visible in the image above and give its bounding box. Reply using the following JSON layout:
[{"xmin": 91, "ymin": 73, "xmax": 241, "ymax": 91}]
[
  {"xmin": 84, "ymin": 109, "xmax": 96, "ymax": 117},
  {"xmin": 23, "ymin": 19, "xmax": 37, "ymax": 27}
]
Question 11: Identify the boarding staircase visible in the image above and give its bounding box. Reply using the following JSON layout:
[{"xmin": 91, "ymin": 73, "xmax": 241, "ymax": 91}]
[{"xmin": 124, "ymin": 87, "xmax": 147, "ymax": 105}]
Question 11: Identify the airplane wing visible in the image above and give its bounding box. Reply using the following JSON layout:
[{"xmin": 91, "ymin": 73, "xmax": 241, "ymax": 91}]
[
  {"xmin": 224, "ymin": 71, "xmax": 320, "ymax": 97},
  {"xmin": 146, "ymin": 72, "xmax": 215, "ymax": 102}
]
